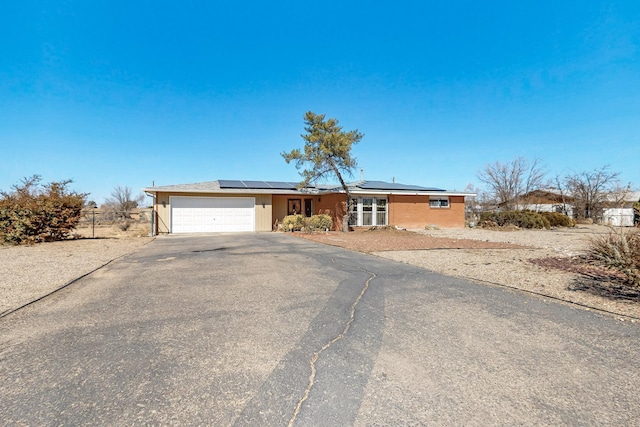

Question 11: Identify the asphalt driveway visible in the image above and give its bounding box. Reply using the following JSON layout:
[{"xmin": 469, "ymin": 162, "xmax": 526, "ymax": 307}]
[{"xmin": 1, "ymin": 233, "xmax": 639, "ymax": 425}]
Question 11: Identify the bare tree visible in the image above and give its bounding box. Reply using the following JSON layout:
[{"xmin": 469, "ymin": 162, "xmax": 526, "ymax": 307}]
[
  {"xmin": 548, "ymin": 174, "xmax": 573, "ymax": 216},
  {"xmin": 103, "ymin": 185, "xmax": 144, "ymax": 220},
  {"xmin": 610, "ymin": 182, "xmax": 634, "ymax": 208},
  {"xmin": 476, "ymin": 157, "xmax": 546, "ymax": 210},
  {"xmin": 463, "ymin": 183, "xmax": 485, "ymax": 220},
  {"xmin": 565, "ymin": 166, "xmax": 620, "ymax": 220}
]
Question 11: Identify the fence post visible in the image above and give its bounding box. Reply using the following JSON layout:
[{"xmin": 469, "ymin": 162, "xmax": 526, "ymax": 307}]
[{"xmin": 151, "ymin": 208, "xmax": 156, "ymax": 237}]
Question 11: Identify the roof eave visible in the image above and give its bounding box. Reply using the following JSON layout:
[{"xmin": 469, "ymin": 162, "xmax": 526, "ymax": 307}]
[
  {"xmin": 321, "ymin": 189, "xmax": 476, "ymax": 197},
  {"xmin": 143, "ymin": 187, "xmax": 315, "ymax": 195}
]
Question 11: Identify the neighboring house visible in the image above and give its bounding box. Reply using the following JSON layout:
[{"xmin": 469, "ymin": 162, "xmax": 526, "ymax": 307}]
[
  {"xmin": 501, "ymin": 189, "xmax": 575, "ymax": 217},
  {"xmin": 143, "ymin": 180, "xmax": 474, "ymax": 234},
  {"xmin": 504, "ymin": 189, "xmax": 640, "ymax": 226}
]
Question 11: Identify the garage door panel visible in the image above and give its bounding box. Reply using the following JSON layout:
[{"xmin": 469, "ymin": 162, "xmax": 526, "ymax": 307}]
[{"xmin": 171, "ymin": 197, "xmax": 255, "ymax": 233}]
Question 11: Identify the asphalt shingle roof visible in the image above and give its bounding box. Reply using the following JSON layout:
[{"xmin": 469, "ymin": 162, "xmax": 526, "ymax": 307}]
[{"xmin": 143, "ymin": 180, "xmax": 471, "ymax": 196}]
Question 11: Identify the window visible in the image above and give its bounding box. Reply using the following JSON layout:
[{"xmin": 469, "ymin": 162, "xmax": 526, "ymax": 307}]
[
  {"xmin": 430, "ymin": 198, "xmax": 449, "ymax": 208},
  {"xmin": 348, "ymin": 198, "xmax": 358, "ymax": 225},
  {"xmin": 288, "ymin": 199, "xmax": 301, "ymax": 215},
  {"xmin": 376, "ymin": 198, "xmax": 387, "ymax": 225},
  {"xmin": 362, "ymin": 198, "xmax": 374, "ymax": 225},
  {"xmin": 351, "ymin": 197, "xmax": 387, "ymax": 226}
]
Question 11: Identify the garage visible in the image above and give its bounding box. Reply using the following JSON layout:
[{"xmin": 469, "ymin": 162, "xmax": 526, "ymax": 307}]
[{"xmin": 171, "ymin": 196, "xmax": 255, "ymax": 233}]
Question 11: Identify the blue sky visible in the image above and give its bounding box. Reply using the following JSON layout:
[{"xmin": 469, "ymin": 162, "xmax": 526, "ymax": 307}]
[{"xmin": 1, "ymin": 1, "xmax": 639, "ymax": 204}]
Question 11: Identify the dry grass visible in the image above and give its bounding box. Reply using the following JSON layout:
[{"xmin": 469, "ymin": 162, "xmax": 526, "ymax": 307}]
[
  {"xmin": 297, "ymin": 227, "xmax": 527, "ymax": 252},
  {"xmin": 1, "ymin": 226, "xmax": 153, "ymax": 315},
  {"xmin": 73, "ymin": 222, "xmax": 151, "ymax": 239},
  {"xmin": 299, "ymin": 225, "xmax": 640, "ymax": 319},
  {"xmin": 584, "ymin": 228, "xmax": 640, "ymax": 287}
]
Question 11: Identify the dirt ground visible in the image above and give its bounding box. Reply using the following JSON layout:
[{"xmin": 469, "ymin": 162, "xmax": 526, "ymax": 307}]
[
  {"xmin": 74, "ymin": 222, "xmax": 153, "ymax": 239},
  {"xmin": 297, "ymin": 226, "xmax": 527, "ymax": 252},
  {"xmin": 2, "ymin": 223, "xmax": 638, "ymax": 320},
  {"xmin": 297, "ymin": 225, "xmax": 640, "ymax": 320},
  {"xmin": 0, "ymin": 223, "xmax": 153, "ymax": 316}
]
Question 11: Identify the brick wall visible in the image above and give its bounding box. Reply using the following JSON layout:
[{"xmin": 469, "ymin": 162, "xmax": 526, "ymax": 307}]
[
  {"xmin": 388, "ymin": 195, "xmax": 465, "ymax": 228},
  {"xmin": 273, "ymin": 192, "xmax": 466, "ymax": 231},
  {"xmin": 316, "ymin": 193, "xmax": 347, "ymax": 231}
]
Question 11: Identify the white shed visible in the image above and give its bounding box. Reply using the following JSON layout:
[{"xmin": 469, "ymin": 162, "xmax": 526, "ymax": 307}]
[{"xmin": 602, "ymin": 208, "xmax": 635, "ymax": 227}]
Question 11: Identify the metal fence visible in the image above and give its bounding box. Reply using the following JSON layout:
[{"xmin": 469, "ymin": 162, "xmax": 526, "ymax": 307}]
[{"xmin": 77, "ymin": 208, "xmax": 153, "ymax": 238}]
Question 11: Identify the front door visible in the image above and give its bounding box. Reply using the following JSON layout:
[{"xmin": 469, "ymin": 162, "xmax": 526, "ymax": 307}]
[{"xmin": 304, "ymin": 199, "xmax": 312, "ymax": 217}]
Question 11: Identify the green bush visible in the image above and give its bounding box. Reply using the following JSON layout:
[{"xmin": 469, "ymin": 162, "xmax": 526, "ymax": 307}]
[
  {"xmin": 282, "ymin": 214, "xmax": 333, "ymax": 232},
  {"xmin": 585, "ymin": 229, "xmax": 640, "ymax": 287},
  {"xmin": 540, "ymin": 212, "xmax": 575, "ymax": 227},
  {"xmin": 307, "ymin": 214, "xmax": 332, "ymax": 231},
  {"xmin": 0, "ymin": 175, "xmax": 86, "ymax": 245},
  {"xmin": 282, "ymin": 214, "xmax": 304, "ymax": 231},
  {"xmin": 479, "ymin": 210, "xmax": 550, "ymax": 229}
]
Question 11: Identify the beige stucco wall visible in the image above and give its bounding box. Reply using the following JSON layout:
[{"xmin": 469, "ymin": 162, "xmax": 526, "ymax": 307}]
[
  {"xmin": 153, "ymin": 192, "xmax": 273, "ymax": 233},
  {"xmin": 272, "ymin": 195, "xmax": 290, "ymax": 223}
]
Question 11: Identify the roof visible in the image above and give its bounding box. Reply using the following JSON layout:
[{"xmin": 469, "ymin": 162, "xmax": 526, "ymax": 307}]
[
  {"xmin": 142, "ymin": 180, "xmax": 306, "ymax": 195},
  {"xmin": 356, "ymin": 180, "xmax": 446, "ymax": 192},
  {"xmin": 606, "ymin": 191, "xmax": 640, "ymax": 203},
  {"xmin": 520, "ymin": 189, "xmax": 640, "ymax": 204},
  {"xmin": 519, "ymin": 189, "xmax": 576, "ymax": 203},
  {"xmin": 143, "ymin": 179, "xmax": 474, "ymax": 197}
]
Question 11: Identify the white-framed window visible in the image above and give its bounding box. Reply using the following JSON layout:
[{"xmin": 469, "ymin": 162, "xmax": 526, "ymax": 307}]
[
  {"xmin": 376, "ymin": 198, "xmax": 387, "ymax": 225},
  {"xmin": 348, "ymin": 198, "xmax": 358, "ymax": 226},
  {"xmin": 429, "ymin": 197, "xmax": 449, "ymax": 208},
  {"xmin": 351, "ymin": 197, "xmax": 388, "ymax": 226}
]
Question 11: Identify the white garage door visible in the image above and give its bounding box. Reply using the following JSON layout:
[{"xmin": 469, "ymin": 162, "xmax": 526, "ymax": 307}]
[{"xmin": 171, "ymin": 197, "xmax": 255, "ymax": 233}]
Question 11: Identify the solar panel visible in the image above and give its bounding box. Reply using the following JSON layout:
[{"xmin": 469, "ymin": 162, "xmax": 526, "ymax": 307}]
[
  {"xmin": 218, "ymin": 180, "xmax": 300, "ymax": 190},
  {"xmin": 358, "ymin": 181, "xmax": 444, "ymax": 191},
  {"xmin": 242, "ymin": 180, "xmax": 272, "ymax": 189},
  {"xmin": 266, "ymin": 181, "xmax": 299, "ymax": 190},
  {"xmin": 218, "ymin": 180, "xmax": 246, "ymax": 189}
]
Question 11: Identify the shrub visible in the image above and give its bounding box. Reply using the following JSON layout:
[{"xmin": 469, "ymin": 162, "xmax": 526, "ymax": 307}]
[
  {"xmin": 282, "ymin": 214, "xmax": 304, "ymax": 231},
  {"xmin": 479, "ymin": 211, "xmax": 550, "ymax": 229},
  {"xmin": 575, "ymin": 218, "xmax": 594, "ymax": 225},
  {"xmin": 540, "ymin": 212, "xmax": 575, "ymax": 227},
  {"xmin": 282, "ymin": 214, "xmax": 333, "ymax": 232},
  {"xmin": 0, "ymin": 175, "xmax": 86, "ymax": 245},
  {"xmin": 306, "ymin": 214, "xmax": 332, "ymax": 231},
  {"xmin": 585, "ymin": 229, "xmax": 640, "ymax": 287}
]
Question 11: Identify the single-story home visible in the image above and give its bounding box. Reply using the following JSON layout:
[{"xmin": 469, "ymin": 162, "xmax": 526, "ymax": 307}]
[
  {"xmin": 143, "ymin": 179, "xmax": 474, "ymax": 234},
  {"xmin": 501, "ymin": 189, "xmax": 640, "ymax": 226},
  {"xmin": 507, "ymin": 189, "xmax": 575, "ymax": 217}
]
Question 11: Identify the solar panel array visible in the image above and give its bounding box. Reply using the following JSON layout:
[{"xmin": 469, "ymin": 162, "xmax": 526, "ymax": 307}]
[
  {"xmin": 218, "ymin": 180, "xmax": 299, "ymax": 190},
  {"xmin": 357, "ymin": 181, "xmax": 445, "ymax": 191},
  {"xmin": 218, "ymin": 179, "xmax": 444, "ymax": 192}
]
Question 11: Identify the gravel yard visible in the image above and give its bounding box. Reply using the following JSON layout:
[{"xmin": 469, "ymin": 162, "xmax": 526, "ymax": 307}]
[
  {"xmin": 2, "ymin": 224, "xmax": 638, "ymax": 320},
  {"xmin": 0, "ymin": 224, "xmax": 153, "ymax": 316},
  {"xmin": 299, "ymin": 225, "xmax": 640, "ymax": 320}
]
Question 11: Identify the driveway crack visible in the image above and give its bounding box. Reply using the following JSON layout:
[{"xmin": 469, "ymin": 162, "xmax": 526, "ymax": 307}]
[{"xmin": 288, "ymin": 267, "xmax": 377, "ymax": 427}]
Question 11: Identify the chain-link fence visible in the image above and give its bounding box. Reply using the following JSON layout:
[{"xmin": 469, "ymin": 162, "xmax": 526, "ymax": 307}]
[{"xmin": 77, "ymin": 208, "xmax": 153, "ymax": 238}]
